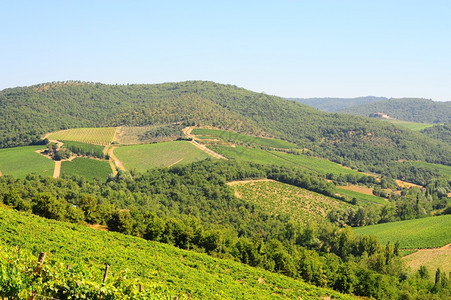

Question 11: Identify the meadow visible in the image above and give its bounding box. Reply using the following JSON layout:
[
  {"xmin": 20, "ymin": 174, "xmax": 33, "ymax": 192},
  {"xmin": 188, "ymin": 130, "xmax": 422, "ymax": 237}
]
[
  {"xmin": 114, "ymin": 141, "xmax": 211, "ymax": 172},
  {"xmin": 0, "ymin": 145, "xmax": 54, "ymax": 178},
  {"xmin": 336, "ymin": 187, "xmax": 387, "ymax": 205},
  {"xmin": 0, "ymin": 207, "xmax": 354, "ymax": 300},
  {"xmin": 231, "ymin": 180, "xmax": 350, "ymax": 224},
  {"xmin": 191, "ymin": 128, "xmax": 297, "ymax": 149},
  {"xmin": 47, "ymin": 127, "xmax": 117, "ymax": 145},
  {"xmin": 61, "ymin": 158, "xmax": 112, "ymax": 181},
  {"xmin": 353, "ymin": 215, "xmax": 451, "ymax": 249},
  {"xmin": 387, "ymin": 120, "xmax": 434, "ymax": 131}
]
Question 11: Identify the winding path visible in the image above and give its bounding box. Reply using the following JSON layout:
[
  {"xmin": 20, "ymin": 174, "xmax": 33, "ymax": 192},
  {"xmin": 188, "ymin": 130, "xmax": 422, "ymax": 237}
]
[
  {"xmin": 183, "ymin": 127, "xmax": 228, "ymax": 160},
  {"xmin": 108, "ymin": 146, "xmax": 126, "ymax": 172}
]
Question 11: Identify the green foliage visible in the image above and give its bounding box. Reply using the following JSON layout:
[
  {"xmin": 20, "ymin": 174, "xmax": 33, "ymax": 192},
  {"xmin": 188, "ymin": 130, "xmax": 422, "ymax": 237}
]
[
  {"xmin": 0, "ymin": 145, "xmax": 54, "ymax": 178},
  {"xmin": 63, "ymin": 140, "xmax": 106, "ymax": 158},
  {"xmin": 340, "ymin": 98, "xmax": 451, "ymax": 123},
  {"xmin": 292, "ymin": 96, "xmax": 388, "ymax": 112},
  {"xmin": 387, "ymin": 120, "xmax": 434, "ymax": 131},
  {"xmin": 421, "ymin": 123, "xmax": 451, "ymax": 145},
  {"xmin": 114, "ymin": 141, "xmax": 211, "ymax": 171},
  {"xmin": 353, "ymin": 215, "xmax": 451, "ymax": 249},
  {"xmin": 61, "ymin": 158, "xmax": 112, "ymax": 181},
  {"xmin": 336, "ymin": 188, "xmax": 387, "ymax": 205}
]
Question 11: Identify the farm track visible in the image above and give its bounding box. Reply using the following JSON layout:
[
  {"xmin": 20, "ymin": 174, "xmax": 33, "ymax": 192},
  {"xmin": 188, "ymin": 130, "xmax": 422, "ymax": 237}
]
[
  {"xmin": 53, "ymin": 161, "xmax": 61, "ymax": 178},
  {"xmin": 108, "ymin": 146, "xmax": 126, "ymax": 172},
  {"xmin": 183, "ymin": 127, "xmax": 227, "ymax": 160},
  {"xmin": 168, "ymin": 158, "xmax": 184, "ymax": 167},
  {"xmin": 0, "ymin": 170, "xmax": 2, "ymax": 176}
]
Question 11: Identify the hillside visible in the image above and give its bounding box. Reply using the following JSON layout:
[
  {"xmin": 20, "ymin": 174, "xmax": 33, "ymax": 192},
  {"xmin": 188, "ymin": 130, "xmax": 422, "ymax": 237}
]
[
  {"xmin": 339, "ymin": 98, "xmax": 451, "ymax": 123},
  {"xmin": 290, "ymin": 96, "xmax": 388, "ymax": 112},
  {"xmin": 0, "ymin": 207, "xmax": 354, "ymax": 299},
  {"xmin": 421, "ymin": 123, "xmax": 451, "ymax": 145},
  {"xmin": 1, "ymin": 81, "xmax": 450, "ymax": 175}
]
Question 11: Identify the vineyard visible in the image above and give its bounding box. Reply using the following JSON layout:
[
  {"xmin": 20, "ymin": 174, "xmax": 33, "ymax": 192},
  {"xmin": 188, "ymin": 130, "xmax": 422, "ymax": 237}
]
[
  {"xmin": 0, "ymin": 207, "xmax": 354, "ymax": 299},
  {"xmin": 114, "ymin": 141, "xmax": 211, "ymax": 172},
  {"xmin": 61, "ymin": 158, "xmax": 113, "ymax": 181},
  {"xmin": 0, "ymin": 145, "xmax": 54, "ymax": 178},
  {"xmin": 336, "ymin": 187, "xmax": 387, "ymax": 205},
  {"xmin": 231, "ymin": 180, "xmax": 351, "ymax": 224},
  {"xmin": 47, "ymin": 127, "xmax": 117, "ymax": 145},
  {"xmin": 191, "ymin": 128, "xmax": 297, "ymax": 149}
]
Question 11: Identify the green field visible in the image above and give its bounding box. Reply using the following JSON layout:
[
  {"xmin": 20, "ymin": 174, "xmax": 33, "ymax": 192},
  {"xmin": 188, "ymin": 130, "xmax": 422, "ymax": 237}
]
[
  {"xmin": 114, "ymin": 141, "xmax": 211, "ymax": 172},
  {"xmin": 336, "ymin": 187, "xmax": 387, "ymax": 205},
  {"xmin": 62, "ymin": 140, "xmax": 106, "ymax": 157},
  {"xmin": 353, "ymin": 215, "xmax": 451, "ymax": 249},
  {"xmin": 387, "ymin": 120, "xmax": 434, "ymax": 131},
  {"xmin": 211, "ymin": 144, "xmax": 366, "ymax": 178},
  {"xmin": 232, "ymin": 180, "xmax": 350, "ymax": 224},
  {"xmin": 410, "ymin": 161, "xmax": 451, "ymax": 178},
  {"xmin": 192, "ymin": 128, "xmax": 297, "ymax": 149},
  {"xmin": 0, "ymin": 146, "xmax": 54, "ymax": 178},
  {"xmin": 47, "ymin": 127, "xmax": 117, "ymax": 145},
  {"xmin": 61, "ymin": 158, "xmax": 112, "ymax": 181},
  {"xmin": 0, "ymin": 208, "xmax": 353, "ymax": 299}
]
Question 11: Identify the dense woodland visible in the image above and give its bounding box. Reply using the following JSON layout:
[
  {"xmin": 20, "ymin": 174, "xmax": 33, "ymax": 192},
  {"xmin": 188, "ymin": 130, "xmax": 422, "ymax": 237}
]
[
  {"xmin": 291, "ymin": 96, "xmax": 388, "ymax": 112},
  {"xmin": 339, "ymin": 98, "xmax": 451, "ymax": 123},
  {"xmin": 421, "ymin": 123, "xmax": 451, "ymax": 145},
  {"xmin": 1, "ymin": 81, "xmax": 450, "ymax": 176},
  {"xmin": 1, "ymin": 160, "xmax": 450, "ymax": 299}
]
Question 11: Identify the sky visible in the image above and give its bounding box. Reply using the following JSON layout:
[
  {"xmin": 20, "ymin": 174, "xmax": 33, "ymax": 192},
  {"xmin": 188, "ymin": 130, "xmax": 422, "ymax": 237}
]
[{"xmin": 1, "ymin": 1, "xmax": 450, "ymax": 101}]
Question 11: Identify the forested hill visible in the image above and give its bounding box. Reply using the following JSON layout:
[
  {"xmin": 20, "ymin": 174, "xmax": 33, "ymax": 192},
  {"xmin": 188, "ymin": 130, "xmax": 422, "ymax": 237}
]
[
  {"xmin": 289, "ymin": 96, "xmax": 388, "ymax": 112},
  {"xmin": 1, "ymin": 81, "xmax": 450, "ymax": 172},
  {"xmin": 339, "ymin": 98, "xmax": 451, "ymax": 123}
]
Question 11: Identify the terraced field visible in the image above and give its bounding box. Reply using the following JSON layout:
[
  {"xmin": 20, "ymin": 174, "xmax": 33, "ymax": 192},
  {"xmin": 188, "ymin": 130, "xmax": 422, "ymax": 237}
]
[
  {"xmin": 114, "ymin": 141, "xmax": 211, "ymax": 172},
  {"xmin": 192, "ymin": 128, "xmax": 297, "ymax": 148},
  {"xmin": 0, "ymin": 145, "xmax": 54, "ymax": 178},
  {"xmin": 47, "ymin": 127, "xmax": 117, "ymax": 145},
  {"xmin": 230, "ymin": 180, "xmax": 351, "ymax": 224},
  {"xmin": 61, "ymin": 158, "xmax": 112, "ymax": 181}
]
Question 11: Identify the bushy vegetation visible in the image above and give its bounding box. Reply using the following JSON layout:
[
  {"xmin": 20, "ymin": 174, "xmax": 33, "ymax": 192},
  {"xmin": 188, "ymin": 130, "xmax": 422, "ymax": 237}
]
[
  {"xmin": 62, "ymin": 140, "xmax": 106, "ymax": 159},
  {"xmin": 1, "ymin": 159, "xmax": 450, "ymax": 299},
  {"xmin": 421, "ymin": 123, "xmax": 451, "ymax": 145},
  {"xmin": 340, "ymin": 98, "xmax": 451, "ymax": 123}
]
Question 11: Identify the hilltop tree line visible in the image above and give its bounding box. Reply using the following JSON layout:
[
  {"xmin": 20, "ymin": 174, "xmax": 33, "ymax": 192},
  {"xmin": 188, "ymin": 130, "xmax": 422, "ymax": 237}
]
[{"xmin": 1, "ymin": 159, "xmax": 450, "ymax": 299}]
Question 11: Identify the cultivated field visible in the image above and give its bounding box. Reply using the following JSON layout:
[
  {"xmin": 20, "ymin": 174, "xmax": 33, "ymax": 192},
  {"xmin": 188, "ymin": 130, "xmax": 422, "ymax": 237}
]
[
  {"xmin": 211, "ymin": 144, "xmax": 368, "ymax": 178},
  {"xmin": 353, "ymin": 215, "xmax": 451, "ymax": 249},
  {"xmin": 410, "ymin": 161, "xmax": 451, "ymax": 178},
  {"xmin": 387, "ymin": 120, "xmax": 434, "ymax": 131},
  {"xmin": 403, "ymin": 244, "xmax": 451, "ymax": 276},
  {"xmin": 230, "ymin": 180, "xmax": 351, "ymax": 224},
  {"xmin": 336, "ymin": 187, "xmax": 387, "ymax": 205},
  {"xmin": 114, "ymin": 141, "xmax": 211, "ymax": 172},
  {"xmin": 0, "ymin": 146, "xmax": 54, "ymax": 178},
  {"xmin": 61, "ymin": 158, "xmax": 112, "ymax": 181},
  {"xmin": 0, "ymin": 207, "xmax": 354, "ymax": 300},
  {"xmin": 47, "ymin": 127, "xmax": 117, "ymax": 145},
  {"xmin": 192, "ymin": 128, "xmax": 297, "ymax": 149}
]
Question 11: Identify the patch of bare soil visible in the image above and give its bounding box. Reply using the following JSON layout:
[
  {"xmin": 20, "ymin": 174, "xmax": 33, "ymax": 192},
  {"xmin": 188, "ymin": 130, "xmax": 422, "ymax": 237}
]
[
  {"xmin": 0, "ymin": 170, "xmax": 3, "ymax": 176},
  {"xmin": 396, "ymin": 180, "xmax": 422, "ymax": 189},
  {"xmin": 339, "ymin": 185, "xmax": 374, "ymax": 196},
  {"xmin": 108, "ymin": 146, "xmax": 126, "ymax": 171},
  {"xmin": 88, "ymin": 224, "xmax": 108, "ymax": 231},
  {"xmin": 227, "ymin": 179, "xmax": 274, "ymax": 186},
  {"xmin": 53, "ymin": 161, "xmax": 61, "ymax": 178}
]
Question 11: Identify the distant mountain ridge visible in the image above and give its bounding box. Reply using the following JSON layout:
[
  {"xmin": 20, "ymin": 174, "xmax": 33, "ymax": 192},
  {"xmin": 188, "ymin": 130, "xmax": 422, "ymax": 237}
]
[
  {"xmin": 339, "ymin": 98, "xmax": 451, "ymax": 123},
  {"xmin": 289, "ymin": 96, "xmax": 388, "ymax": 112}
]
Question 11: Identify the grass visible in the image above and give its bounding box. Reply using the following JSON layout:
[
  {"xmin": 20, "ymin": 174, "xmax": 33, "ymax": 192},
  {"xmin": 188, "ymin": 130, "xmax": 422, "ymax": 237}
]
[
  {"xmin": 47, "ymin": 127, "xmax": 117, "ymax": 145},
  {"xmin": 192, "ymin": 128, "xmax": 297, "ymax": 149},
  {"xmin": 387, "ymin": 120, "xmax": 434, "ymax": 131},
  {"xmin": 114, "ymin": 141, "xmax": 211, "ymax": 172},
  {"xmin": 0, "ymin": 146, "xmax": 54, "ymax": 178},
  {"xmin": 336, "ymin": 187, "xmax": 387, "ymax": 205},
  {"xmin": 353, "ymin": 215, "xmax": 451, "ymax": 249},
  {"xmin": 231, "ymin": 180, "xmax": 350, "ymax": 224},
  {"xmin": 211, "ymin": 144, "xmax": 367, "ymax": 178},
  {"xmin": 409, "ymin": 161, "xmax": 451, "ymax": 178},
  {"xmin": 0, "ymin": 207, "xmax": 354, "ymax": 300},
  {"xmin": 61, "ymin": 158, "xmax": 112, "ymax": 181}
]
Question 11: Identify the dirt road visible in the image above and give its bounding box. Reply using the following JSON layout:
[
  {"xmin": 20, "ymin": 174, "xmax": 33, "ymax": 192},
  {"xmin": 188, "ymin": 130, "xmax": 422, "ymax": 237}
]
[
  {"xmin": 183, "ymin": 127, "xmax": 227, "ymax": 160},
  {"xmin": 53, "ymin": 161, "xmax": 61, "ymax": 178},
  {"xmin": 108, "ymin": 146, "xmax": 126, "ymax": 172}
]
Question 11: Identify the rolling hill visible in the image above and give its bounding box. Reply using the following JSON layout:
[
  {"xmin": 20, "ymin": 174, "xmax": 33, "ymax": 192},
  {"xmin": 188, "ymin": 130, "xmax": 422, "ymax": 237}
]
[
  {"xmin": 1, "ymin": 81, "xmax": 450, "ymax": 175},
  {"xmin": 290, "ymin": 96, "xmax": 388, "ymax": 112},
  {"xmin": 339, "ymin": 98, "xmax": 451, "ymax": 124}
]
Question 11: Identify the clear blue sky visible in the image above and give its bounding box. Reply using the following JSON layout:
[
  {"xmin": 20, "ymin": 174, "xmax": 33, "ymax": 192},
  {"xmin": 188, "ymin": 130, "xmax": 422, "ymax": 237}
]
[{"xmin": 1, "ymin": 1, "xmax": 450, "ymax": 100}]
